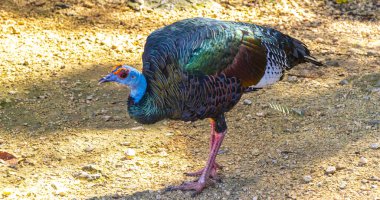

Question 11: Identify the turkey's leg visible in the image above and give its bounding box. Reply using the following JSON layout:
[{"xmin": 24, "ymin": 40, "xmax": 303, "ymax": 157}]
[
  {"xmin": 166, "ymin": 114, "xmax": 227, "ymax": 196},
  {"xmin": 185, "ymin": 119, "xmax": 222, "ymax": 179}
]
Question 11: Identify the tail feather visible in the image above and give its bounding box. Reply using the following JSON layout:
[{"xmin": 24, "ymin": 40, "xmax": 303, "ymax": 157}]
[
  {"xmin": 289, "ymin": 37, "xmax": 322, "ymax": 67},
  {"xmin": 304, "ymin": 55, "xmax": 323, "ymax": 66}
]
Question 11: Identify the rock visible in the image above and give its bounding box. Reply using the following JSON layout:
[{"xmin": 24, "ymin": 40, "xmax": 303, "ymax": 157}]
[
  {"xmin": 339, "ymin": 181, "xmax": 347, "ymax": 189},
  {"xmin": 256, "ymin": 112, "xmax": 265, "ymax": 117},
  {"xmin": 103, "ymin": 115, "xmax": 112, "ymax": 121},
  {"xmin": 8, "ymin": 91, "xmax": 17, "ymax": 95},
  {"xmin": 325, "ymin": 166, "xmax": 336, "ymax": 174},
  {"xmin": 73, "ymin": 171, "xmax": 101, "ymax": 181},
  {"xmin": 131, "ymin": 126, "xmax": 144, "ymax": 131},
  {"xmin": 336, "ymin": 163, "xmax": 346, "ymax": 170},
  {"xmin": 303, "ymin": 175, "xmax": 313, "ymax": 183},
  {"xmin": 82, "ymin": 164, "xmax": 101, "ymax": 173},
  {"xmin": 368, "ymin": 120, "xmax": 380, "ymax": 126},
  {"xmin": 315, "ymin": 37, "xmax": 324, "ymax": 43},
  {"xmin": 359, "ymin": 157, "xmax": 368, "ymax": 166},
  {"xmin": 120, "ymin": 141, "xmax": 131, "ymax": 146},
  {"xmin": 339, "ymin": 79, "xmax": 349, "ymax": 85},
  {"xmin": 287, "ymin": 76, "xmax": 298, "ymax": 82},
  {"xmin": 325, "ymin": 60, "xmax": 340, "ymax": 67},
  {"xmin": 124, "ymin": 149, "xmax": 136, "ymax": 160},
  {"xmin": 84, "ymin": 146, "xmax": 94, "ymax": 152},
  {"xmin": 369, "ymin": 143, "xmax": 379, "ymax": 149},
  {"xmin": 159, "ymin": 151, "xmax": 168, "ymax": 157},
  {"xmin": 367, "ymin": 50, "xmax": 377, "ymax": 56},
  {"xmin": 243, "ymin": 99, "xmax": 252, "ymax": 105},
  {"xmin": 86, "ymin": 95, "xmax": 93, "ymax": 100}
]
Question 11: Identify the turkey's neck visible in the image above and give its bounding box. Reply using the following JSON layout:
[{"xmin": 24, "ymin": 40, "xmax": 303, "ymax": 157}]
[{"xmin": 129, "ymin": 74, "xmax": 147, "ymax": 103}]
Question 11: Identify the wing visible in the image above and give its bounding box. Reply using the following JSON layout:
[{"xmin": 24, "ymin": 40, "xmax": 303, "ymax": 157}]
[{"xmin": 142, "ymin": 18, "xmax": 313, "ymax": 89}]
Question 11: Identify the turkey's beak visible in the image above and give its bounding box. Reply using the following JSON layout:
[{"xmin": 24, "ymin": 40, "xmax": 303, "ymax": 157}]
[{"xmin": 98, "ymin": 74, "xmax": 115, "ymax": 85}]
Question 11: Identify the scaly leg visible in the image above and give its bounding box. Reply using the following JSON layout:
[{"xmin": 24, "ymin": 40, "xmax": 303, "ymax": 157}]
[
  {"xmin": 185, "ymin": 119, "xmax": 222, "ymax": 177},
  {"xmin": 167, "ymin": 114, "xmax": 227, "ymax": 196},
  {"xmin": 185, "ymin": 120, "xmax": 222, "ymax": 179}
]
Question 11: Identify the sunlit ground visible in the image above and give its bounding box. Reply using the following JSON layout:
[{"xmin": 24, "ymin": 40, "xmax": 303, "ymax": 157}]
[{"xmin": 0, "ymin": 0, "xmax": 379, "ymax": 199}]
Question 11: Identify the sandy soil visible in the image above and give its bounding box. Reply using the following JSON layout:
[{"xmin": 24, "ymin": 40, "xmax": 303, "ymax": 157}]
[{"xmin": 0, "ymin": 0, "xmax": 379, "ymax": 199}]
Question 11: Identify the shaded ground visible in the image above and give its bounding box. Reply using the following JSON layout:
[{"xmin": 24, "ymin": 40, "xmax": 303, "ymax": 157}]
[{"xmin": 0, "ymin": 0, "xmax": 379, "ymax": 199}]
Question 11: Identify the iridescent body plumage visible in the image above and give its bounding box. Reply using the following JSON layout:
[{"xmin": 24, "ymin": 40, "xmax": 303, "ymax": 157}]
[{"xmin": 99, "ymin": 17, "xmax": 322, "ymax": 195}]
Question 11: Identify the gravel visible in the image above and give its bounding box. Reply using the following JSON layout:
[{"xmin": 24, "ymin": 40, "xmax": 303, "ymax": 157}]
[{"xmin": 325, "ymin": 166, "xmax": 336, "ymax": 174}]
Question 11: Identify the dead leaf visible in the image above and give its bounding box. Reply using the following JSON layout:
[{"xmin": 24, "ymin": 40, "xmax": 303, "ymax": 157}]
[{"xmin": 0, "ymin": 151, "xmax": 18, "ymax": 167}]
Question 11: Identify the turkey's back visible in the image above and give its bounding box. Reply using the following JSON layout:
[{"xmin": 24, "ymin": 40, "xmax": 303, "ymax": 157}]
[{"xmin": 132, "ymin": 18, "xmax": 318, "ymax": 123}]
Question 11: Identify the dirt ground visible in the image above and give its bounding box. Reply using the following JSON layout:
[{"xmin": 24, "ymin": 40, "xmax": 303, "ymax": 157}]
[{"xmin": 0, "ymin": 0, "xmax": 379, "ymax": 199}]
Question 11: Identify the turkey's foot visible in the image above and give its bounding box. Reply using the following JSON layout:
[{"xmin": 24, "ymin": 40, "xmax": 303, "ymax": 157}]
[
  {"xmin": 165, "ymin": 180, "xmax": 207, "ymax": 197},
  {"xmin": 185, "ymin": 162, "xmax": 222, "ymax": 181}
]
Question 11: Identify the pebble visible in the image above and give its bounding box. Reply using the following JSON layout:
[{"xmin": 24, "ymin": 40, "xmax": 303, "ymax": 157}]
[
  {"xmin": 367, "ymin": 50, "xmax": 377, "ymax": 56},
  {"xmin": 369, "ymin": 143, "xmax": 379, "ymax": 149},
  {"xmin": 131, "ymin": 126, "xmax": 144, "ymax": 131},
  {"xmin": 339, "ymin": 181, "xmax": 347, "ymax": 189},
  {"xmin": 315, "ymin": 37, "xmax": 324, "ymax": 43},
  {"xmin": 103, "ymin": 115, "xmax": 112, "ymax": 121},
  {"xmin": 359, "ymin": 157, "xmax": 368, "ymax": 166},
  {"xmin": 339, "ymin": 79, "xmax": 349, "ymax": 85},
  {"xmin": 325, "ymin": 60, "xmax": 340, "ymax": 67},
  {"xmin": 325, "ymin": 166, "xmax": 336, "ymax": 174},
  {"xmin": 243, "ymin": 99, "xmax": 252, "ymax": 105},
  {"xmin": 73, "ymin": 171, "xmax": 101, "ymax": 181},
  {"xmin": 124, "ymin": 148, "xmax": 136, "ymax": 160},
  {"xmin": 82, "ymin": 164, "xmax": 101, "ymax": 173},
  {"xmin": 86, "ymin": 95, "xmax": 93, "ymax": 100},
  {"xmin": 287, "ymin": 76, "xmax": 298, "ymax": 82},
  {"xmin": 303, "ymin": 175, "xmax": 313, "ymax": 183},
  {"xmin": 120, "ymin": 141, "xmax": 131, "ymax": 146},
  {"xmin": 84, "ymin": 146, "xmax": 94, "ymax": 152}
]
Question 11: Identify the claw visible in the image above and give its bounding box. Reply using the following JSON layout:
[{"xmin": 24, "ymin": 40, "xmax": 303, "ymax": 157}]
[{"xmin": 166, "ymin": 181, "xmax": 207, "ymax": 196}]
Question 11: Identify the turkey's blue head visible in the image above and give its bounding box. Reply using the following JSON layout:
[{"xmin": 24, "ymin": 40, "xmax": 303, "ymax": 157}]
[{"xmin": 99, "ymin": 65, "xmax": 147, "ymax": 103}]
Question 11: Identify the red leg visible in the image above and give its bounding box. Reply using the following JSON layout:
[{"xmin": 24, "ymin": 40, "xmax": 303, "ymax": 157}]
[
  {"xmin": 167, "ymin": 129, "xmax": 226, "ymax": 196},
  {"xmin": 185, "ymin": 119, "xmax": 222, "ymax": 179}
]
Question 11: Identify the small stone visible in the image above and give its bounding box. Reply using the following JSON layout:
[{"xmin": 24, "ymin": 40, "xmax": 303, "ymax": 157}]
[
  {"xmin": 256, "ymin": 112, "xmax": 265, "ymax": 117},
  {"xmin": 243, "ymin": 99, "xmax": 252, "ymax": 105},
  {"xmin": 303, "ymin": 175, "xmax": 312, "ymax": 183},
  {"xmin": 252, "ymin": 196, "xmax": 258, "ymax": 200},
  {"xmin": 325, "ymin": 166, "xmax": 336, "ymax": 174},
  {"xmin": 131, "ymin": 126, "xmax": 144, "ymax": 131},
  {"xmin": 359, "ymin": 157, "xmax": 368, "ymax": 166},
  {"xmin": 336, "ymin": 163, "xmax": 346, "ymax": 170},
  {"xmin": 159, "ymin": 151, "xmax": 168, "ymax": 157},
  {"xmin": 103, "ymin": 115, "xmax": 112, "ymax": 121},
  {"xmin": 325, "ymin": 60, "xmax": 340, "ymax": 67},
  {"xmin": 287, "ymin": 76, "xmax": 298, "ymax": 82},
  {"xmin": 120, "ymin": 142, "xmax": 131, "ymax": 146},
  {"xmin": 339, "ymin": 79, "xmax": 349, "ymax": 85},
  {"xmin": 370, "ymin": 143, "xmax": 379, "ymax": 149},
  {"xmin": 371, "ymin": 185, "xmax": 378, "ymax": 189},
  {"xmin": 8, "ymin": 91, "xmax": 17, "ymax": 95},
  {"xmin": 86, "ymin": 95, "xmax": 93, "ymax": 100},
  {"xmin": 84, "ymin": 146, "xmax": 94, "ymax": 152},
  {"xmin": 368, "ymin": 120, "xmax": 380, "ymax": 126},
  {"xmin": 125, "ymin": 148, "xmax": 136, "ymax": 160},
  {"xmin": 367, "ymin": 50, "xmax": 377, "ymax": 56},
  {"xmin": 339, "ymin": 181, "xmax": 347, "ymax": 189},
  {"xmin": 82, "ymin": 164, "xmax": 101, "ymax": 173},
  {"xmin": 315, "ymin": 37, "xmax": 324, "ymax": 43}
]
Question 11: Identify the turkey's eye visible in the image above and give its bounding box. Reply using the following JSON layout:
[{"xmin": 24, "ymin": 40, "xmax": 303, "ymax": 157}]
[
  {"xmin": 131, "ymin": 75, "xmax": 136, "ymax": 79},
  {"xmin": 118, "ymin": 70, "xmax": 129, "ymax": 79}
]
